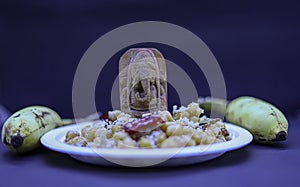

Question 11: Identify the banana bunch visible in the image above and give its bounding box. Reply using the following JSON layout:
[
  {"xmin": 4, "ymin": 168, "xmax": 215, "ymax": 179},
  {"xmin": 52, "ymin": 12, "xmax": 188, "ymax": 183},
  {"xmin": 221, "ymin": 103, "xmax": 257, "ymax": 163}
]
[{"xmin": 198, "ymin": 96, "xmax": 288, "ymax": 143}]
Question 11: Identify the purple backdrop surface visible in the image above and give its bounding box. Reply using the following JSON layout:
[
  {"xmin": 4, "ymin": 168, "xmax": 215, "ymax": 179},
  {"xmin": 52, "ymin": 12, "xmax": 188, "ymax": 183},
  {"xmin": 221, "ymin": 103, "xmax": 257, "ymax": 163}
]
[
  {"xmin": 1, "ymin": 0, "xmax": 299, "ymax": 117},
  {"xmin": 0, "ymin": 1, "xmax": 300, "ymax": 187}
]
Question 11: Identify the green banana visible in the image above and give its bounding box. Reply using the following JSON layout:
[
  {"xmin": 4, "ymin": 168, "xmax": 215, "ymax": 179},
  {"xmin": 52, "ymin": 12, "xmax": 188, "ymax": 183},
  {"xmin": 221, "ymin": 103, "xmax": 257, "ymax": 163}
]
[
  {"xmin": 198, "ymin": 96, "xmax": 288, "ymax": 143},
  {"xmin": 1, "ymin": 106, "xmax": 72, "ymax": 154}
]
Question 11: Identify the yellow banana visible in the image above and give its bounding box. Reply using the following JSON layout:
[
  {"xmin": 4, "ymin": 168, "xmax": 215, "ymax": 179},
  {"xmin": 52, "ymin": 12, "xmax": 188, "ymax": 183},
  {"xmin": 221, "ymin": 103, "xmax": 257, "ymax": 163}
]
[
  {"xmin": 1, "ymin": 106, "xmax": 69, "ymax": 154},
  {"xmin": 198, "ymin": 96, "xmax": 288, "ymax": 143},
  {"xmin": 1, "ymin": 106, "xmax": 102, "ymax": 154}
]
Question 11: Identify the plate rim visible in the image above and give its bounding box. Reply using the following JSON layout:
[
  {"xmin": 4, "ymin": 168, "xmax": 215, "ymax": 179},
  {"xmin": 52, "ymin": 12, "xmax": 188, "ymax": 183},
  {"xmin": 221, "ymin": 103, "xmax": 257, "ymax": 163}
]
[{"xmin": 41, "ymin": 122, "xmax": 252, "ymax": 159}]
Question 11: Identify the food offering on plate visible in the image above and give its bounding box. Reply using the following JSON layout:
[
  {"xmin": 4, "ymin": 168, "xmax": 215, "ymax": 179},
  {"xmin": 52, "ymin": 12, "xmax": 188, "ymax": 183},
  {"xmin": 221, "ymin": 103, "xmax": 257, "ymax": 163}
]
[
  {"xmin": 65, "ymin": 48, "xmax": 230, "ymax": 149},
  {"xmin": 1, "ymin": 47, "xmax": 287, "ymax": 156},
  {"xmin": 65, "ymin": 102, "xmax": 231, "ymax": 149}
]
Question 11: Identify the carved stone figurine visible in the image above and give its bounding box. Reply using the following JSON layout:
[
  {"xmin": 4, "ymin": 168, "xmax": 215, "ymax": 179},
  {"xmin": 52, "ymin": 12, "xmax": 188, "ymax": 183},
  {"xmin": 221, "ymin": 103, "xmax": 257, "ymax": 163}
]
[{"xmin": 119, "ymin": 48, "xmax": 167, "ymax": 117}]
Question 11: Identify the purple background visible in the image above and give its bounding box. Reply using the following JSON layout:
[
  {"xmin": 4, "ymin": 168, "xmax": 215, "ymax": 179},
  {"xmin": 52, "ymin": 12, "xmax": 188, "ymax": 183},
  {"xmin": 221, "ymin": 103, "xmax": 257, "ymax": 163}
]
[
  {"xmin": 1, "ymin": 0, "xmax": 300, "ymax": 117},
  {"xmin": 1, "ymin": 1, "xmax": 300, "ymax": 187}
]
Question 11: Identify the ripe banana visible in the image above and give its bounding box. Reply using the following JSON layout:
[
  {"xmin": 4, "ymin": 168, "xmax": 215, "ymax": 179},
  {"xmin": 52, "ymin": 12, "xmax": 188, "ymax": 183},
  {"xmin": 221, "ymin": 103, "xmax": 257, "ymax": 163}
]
[
  {"xmin": 1, "ymin": 106, "xmax": 70, "ymax": 154},
  {"xmin": 198, "ymin": 96, "xmax": 288, "ymax": 143},
  {"xmin": 1, "ymin": 106, "xmax": 102, "ymax": 154}
]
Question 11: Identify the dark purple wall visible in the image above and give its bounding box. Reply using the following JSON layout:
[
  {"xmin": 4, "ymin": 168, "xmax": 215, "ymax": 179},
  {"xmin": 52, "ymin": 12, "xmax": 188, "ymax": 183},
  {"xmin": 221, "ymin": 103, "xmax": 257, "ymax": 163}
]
[{"xmin": 1, "ymin": 0, "xmax": 299, "ymax": 118}]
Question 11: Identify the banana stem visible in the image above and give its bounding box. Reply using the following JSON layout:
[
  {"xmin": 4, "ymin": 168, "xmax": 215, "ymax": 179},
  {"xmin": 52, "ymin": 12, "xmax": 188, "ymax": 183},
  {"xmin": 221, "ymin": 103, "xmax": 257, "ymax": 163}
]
[
  {"xmin": 198, "ymin": 97, "xmax": 229, "ymax": 116},
  {"xmin": 60, "ymin": 112, "xmax": 103, "ymax": 126},
  {"xmin": 60, "ymin": 119, "xmax": 75, "ymax": 126}
]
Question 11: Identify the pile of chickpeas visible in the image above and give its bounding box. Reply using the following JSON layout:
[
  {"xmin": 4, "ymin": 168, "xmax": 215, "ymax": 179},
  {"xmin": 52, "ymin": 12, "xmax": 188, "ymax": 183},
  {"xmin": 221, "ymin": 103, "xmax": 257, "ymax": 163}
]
[{"xmin": 65, "ymin": 102, "xmax": 230, "ymax": 149}]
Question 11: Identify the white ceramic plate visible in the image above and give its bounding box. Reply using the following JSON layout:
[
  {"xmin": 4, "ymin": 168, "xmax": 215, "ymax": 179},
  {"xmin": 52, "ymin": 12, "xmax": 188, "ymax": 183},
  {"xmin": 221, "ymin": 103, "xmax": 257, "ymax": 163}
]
[{"xmin": 41, "ymin": 122, "xmax": 252, "ymax": 167}]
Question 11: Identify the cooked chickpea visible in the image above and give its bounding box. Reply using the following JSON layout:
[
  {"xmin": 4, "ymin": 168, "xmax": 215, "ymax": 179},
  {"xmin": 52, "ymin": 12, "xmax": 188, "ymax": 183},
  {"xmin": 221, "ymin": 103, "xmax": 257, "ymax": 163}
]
[
  {"xmin": 166, "ymin": 124, "xmax": 183, "ymax": 136},
  {"xmin": 66, "ymin": 102, "xmax": 230, "ymax": 149},
  {"xmin": 158, "ymin": 111, "xmax": 174, "ymax": 122},
  {"xmin": 138, "ymin": 137, "xmax": 155, "ymax": 148},
  {"xmin": 182, "ymin": 126, "xmax": 195, "ymax": 136},
  {"xmin": 65, "ymin": 130, "xmax": 80, "ymax": 142},
  {"xmin": 117, "ymin": 137, "xmax": 137, "ymax": 148},
  {"xmin": 66, "ymin": 136, "xmax": 87, "ymax": 146}
]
